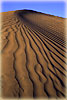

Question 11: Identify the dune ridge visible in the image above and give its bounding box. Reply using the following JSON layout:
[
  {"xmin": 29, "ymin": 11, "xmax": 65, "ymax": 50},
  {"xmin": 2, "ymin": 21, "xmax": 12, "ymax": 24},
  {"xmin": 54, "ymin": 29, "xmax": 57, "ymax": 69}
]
[{"xmin": 1, "ymin": 10, "xmax": 66, "ymax": 98}]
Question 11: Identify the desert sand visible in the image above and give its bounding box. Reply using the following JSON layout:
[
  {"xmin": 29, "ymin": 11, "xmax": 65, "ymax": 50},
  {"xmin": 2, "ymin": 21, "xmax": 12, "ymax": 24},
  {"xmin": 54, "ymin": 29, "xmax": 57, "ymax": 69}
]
[{"xmin": 1, "ymin": 10, "xmax": 66, "ymax": 98}]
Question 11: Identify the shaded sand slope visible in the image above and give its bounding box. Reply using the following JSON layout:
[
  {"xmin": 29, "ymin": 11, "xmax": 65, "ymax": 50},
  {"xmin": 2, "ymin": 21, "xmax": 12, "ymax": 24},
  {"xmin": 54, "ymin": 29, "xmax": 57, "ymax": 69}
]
[{"xmin": 1, "ymin": 10, "xmax": 67, "ymax": 98}]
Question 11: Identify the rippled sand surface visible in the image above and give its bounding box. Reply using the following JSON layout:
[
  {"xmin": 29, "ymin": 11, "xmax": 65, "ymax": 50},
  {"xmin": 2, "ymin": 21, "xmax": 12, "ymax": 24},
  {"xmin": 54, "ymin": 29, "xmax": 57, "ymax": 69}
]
[{"xmin": 1, "ymin": 10, "xmax": 66, "ymax": 98}]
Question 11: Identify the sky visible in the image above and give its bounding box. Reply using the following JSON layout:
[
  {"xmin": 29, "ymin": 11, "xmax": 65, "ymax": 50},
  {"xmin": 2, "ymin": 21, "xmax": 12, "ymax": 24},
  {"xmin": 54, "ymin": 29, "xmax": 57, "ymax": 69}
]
[{"xmin": 1, "ymin": 1, "xmax": 66, "ymax": 18}]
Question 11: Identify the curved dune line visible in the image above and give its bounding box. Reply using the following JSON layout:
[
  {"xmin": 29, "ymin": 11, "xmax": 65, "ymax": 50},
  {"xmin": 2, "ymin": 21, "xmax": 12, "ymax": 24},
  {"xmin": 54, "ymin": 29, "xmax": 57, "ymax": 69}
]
[{"xmin": 1, "ymin": 10, "xmax": 66, "ymax": 98}]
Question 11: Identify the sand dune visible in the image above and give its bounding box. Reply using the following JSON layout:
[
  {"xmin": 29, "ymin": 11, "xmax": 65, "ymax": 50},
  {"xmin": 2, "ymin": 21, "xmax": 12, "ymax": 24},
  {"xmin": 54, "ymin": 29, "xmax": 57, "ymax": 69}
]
[{"xmin": 1, "ymin": 10, "xmax": 66, "ymax": 98}]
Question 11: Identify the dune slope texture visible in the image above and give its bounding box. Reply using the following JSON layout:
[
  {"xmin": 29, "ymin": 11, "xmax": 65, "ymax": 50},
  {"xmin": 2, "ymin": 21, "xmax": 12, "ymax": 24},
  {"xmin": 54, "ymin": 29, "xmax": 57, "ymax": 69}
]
[{"xmin": 1, "ymin": 10, "xmax": 66, "ymax": 98}]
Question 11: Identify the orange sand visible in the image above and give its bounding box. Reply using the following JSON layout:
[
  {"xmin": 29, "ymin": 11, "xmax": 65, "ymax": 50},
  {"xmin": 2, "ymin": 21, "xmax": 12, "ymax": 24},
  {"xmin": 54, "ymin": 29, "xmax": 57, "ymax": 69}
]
[{"xmin": 1, "ymin": 10, "xmax": 66, "ymax": 98}]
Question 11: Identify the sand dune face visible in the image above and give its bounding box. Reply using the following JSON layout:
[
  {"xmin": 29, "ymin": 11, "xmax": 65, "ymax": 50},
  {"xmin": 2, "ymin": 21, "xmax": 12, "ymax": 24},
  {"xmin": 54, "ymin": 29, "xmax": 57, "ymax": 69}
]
[{"xmin": 1, "ymin": 10, "xmax": 66, "ymax": 98}]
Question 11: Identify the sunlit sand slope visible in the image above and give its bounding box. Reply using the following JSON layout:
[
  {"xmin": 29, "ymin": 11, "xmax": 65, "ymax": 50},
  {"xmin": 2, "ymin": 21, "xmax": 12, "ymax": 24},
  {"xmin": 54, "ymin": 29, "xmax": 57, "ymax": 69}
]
[{"xmin": 1, "ymin": 10, "xmax": 66, "ymax": 98}]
